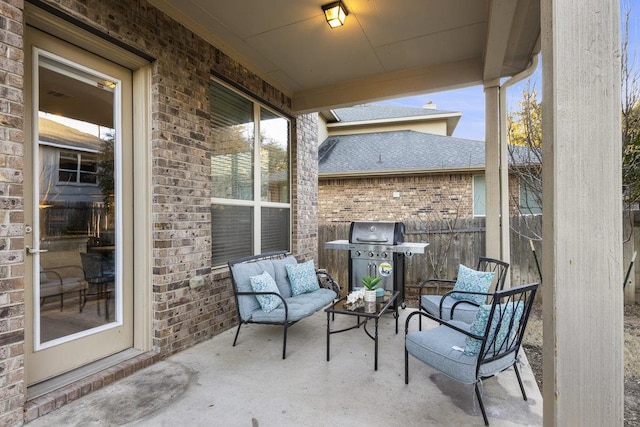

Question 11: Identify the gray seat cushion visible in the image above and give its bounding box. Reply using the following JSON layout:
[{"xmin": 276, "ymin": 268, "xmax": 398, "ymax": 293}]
[
  {"xmin": 270, "ymin": 256, "xmax": 297, "ymax": 298},
  {"xmin": 421, "ymin": 295, "xmax": 480, "ymax": 324},
  {"xmin": 250, "ymin": 288, "xmax": 337, "ymax": 323},
  {"xmin": 40, "ymin": 277, "xmax": 88, "ymax": 297},
  {"xmin": 406, "ymin": 320, "xmax": 516, "ymax": 384},
  {"xmin": 231, "ymin": 256, "xmax": 335, "ymax": 322},
  {"xmin": 231, "ymin": 260, "xmax": 277, "ymax": 320}
]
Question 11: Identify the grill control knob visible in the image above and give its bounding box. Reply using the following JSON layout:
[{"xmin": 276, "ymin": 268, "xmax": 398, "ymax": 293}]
[
  {"xmin": 355, "ymin": 250, "xmax": 361, "ymax": 257},
  {"xmin": 382, "ymin": 252, "xmax": 388, "ymax": 258},
  {"xmin": 368, "ymin": 251, "xmax": 374, "ymax": 258}
]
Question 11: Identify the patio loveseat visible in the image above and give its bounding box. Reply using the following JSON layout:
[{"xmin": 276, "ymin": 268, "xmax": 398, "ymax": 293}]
[{"xmin": 228, "ymin": 251, "xmax": 340, "ymax": 359}]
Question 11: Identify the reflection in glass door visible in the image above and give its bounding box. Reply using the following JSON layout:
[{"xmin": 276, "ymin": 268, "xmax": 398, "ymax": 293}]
[
  {"xmin": 35, "ymin": 54, "xmax": 120, "ymax": 345},
  {"xmin": 25, "ymin": 28, "xmax": 133, "ymax": 385}
]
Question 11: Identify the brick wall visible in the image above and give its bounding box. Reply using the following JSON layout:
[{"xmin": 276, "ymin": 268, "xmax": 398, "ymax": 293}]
[
  {"xmin": 319, "ymin": 173, "xmax": 475, "ymax": 223},
  {"xmin": 0, "ymin": 1, "xmax": 25, "ymax": 425},
  {"xmin": 319, "ymin": 173, "xmax": 523, "ymax": 224},
  {"xmin": 32, "ymin": 0, "xmax": 306, "ymax": 353},
  {"xmin": 292, "ymin": 113, "xmax": 319, "ymax": 261},
  {"xmin": 0, "ymin": 0, "xmax": 318, "ymax": 422}
]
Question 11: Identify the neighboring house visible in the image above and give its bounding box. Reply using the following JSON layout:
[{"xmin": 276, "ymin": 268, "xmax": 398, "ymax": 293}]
[
  {"xmin": 318, "ymin": 104, "xmax": 539, "ymax": 224},
  {"xmin": 38, "ymin": 117, "xmax": 111, "ymax": 239}
]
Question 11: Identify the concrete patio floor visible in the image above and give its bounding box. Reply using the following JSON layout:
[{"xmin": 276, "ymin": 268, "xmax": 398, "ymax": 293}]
[{"xmin": 27, "ymin": 308, "xmax": 542, "ymax": 426}]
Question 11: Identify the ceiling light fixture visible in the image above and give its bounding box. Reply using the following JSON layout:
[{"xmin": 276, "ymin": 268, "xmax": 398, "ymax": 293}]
[{"xmin": 322, "ymin": 1, "xmax": 348, "ymax": 28}]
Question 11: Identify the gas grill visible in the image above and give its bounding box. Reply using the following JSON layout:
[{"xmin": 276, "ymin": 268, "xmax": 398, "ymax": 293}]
[{"xmin": 325, "ymin": 221, "xmax": 428, "ymax": 308}]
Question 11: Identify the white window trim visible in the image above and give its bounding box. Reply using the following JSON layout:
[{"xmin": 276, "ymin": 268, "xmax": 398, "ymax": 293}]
[
  {"xmin": 210, "ymin": 78, "xmax": 292, "ymax": 262},
  {"xmin": 473, "ymin": 174, "xmax": 486, "ymax": 217},
  {"xmin": 32, "ymin": 47, "xmax": 125, "ymax": 350},
  {"xmin": 57, "ymin": 150, "xmax": 99, "ymax": 186}
]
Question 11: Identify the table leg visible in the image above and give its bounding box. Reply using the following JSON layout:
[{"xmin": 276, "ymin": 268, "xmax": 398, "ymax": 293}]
[
  {"xmin": 374, "ymin": 317, "xmax": 379, "ymax": 371},
  {"xmin": 326, "ymin": 311, "xmax": 331, "ymax": 362},
  {"xmin": 395, "ymin": 304, "xmax": 399, "ymax": 334}
]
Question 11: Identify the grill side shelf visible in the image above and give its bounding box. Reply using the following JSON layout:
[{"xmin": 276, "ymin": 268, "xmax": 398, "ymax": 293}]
[{"xmin": 324, "ymin": 240, "xmax": 350, "ymax": 250}]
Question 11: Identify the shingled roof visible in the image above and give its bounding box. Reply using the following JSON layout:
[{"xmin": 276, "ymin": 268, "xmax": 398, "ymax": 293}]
[
  {"xmin": 330, "ymin": 104, "xmax": 458, "ymax": 123},
  {"xmin": 38, "ymin": 117, "xmax": 106, "ymax": 151},
  {"xmin": 319, "ymin": 130, "xmax": 487, "ymax": 176},
  {"xmin": 318, "ymin": 129, "xmax": 535, "ymax": 176}
]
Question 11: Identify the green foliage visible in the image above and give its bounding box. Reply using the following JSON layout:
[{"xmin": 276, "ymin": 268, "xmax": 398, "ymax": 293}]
[
  {"xmin": 262, "ymin": 140, "xmax": 288, "ymax": 173},
  {"xmin": 361, "ymin": 275, "xmax": 382, "ymax": 290},
  {"xmin": 96, "ymin": 135, "xmax": 114, "ymax": 212}
]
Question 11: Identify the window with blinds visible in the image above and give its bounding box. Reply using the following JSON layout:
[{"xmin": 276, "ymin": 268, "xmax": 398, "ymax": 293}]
[{"xmin": 210, "ymin": 79, "xmax": 291, "ymax": 266}]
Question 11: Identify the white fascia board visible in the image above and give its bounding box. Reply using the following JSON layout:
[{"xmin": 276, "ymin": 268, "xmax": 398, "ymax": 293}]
[
  {"xmin": 326, "ymin": 111, "xmax": 462, "ymax": 129},
  {"xmin": 319, "ymin": 166, "xmax": 485, "ymax": 179}
]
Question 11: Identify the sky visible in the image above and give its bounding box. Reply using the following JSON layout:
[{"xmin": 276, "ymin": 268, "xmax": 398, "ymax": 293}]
[{"xmin": 377, "ymin": 2, "xmax": 639, "ymax": 142}]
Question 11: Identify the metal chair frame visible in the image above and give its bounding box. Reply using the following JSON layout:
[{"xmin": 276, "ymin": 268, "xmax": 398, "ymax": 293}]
[
  {"xmin": 417, "ymin": 257, "xmax": 509, "ymax": 329},
  {"xmin": 405, "ymin": 282, "xmax": 539, "ymax": 426},
  {"xmin": 228, "ymin": 251, "xmax": 340, "ymax": 359}
]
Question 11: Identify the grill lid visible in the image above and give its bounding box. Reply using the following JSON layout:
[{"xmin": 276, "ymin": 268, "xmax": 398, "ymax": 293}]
[{"xmin": 349, "ymin": 221, "xmax": 405, "ymax": 245}]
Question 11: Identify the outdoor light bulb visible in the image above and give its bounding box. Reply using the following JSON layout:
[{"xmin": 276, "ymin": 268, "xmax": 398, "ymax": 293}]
[
  {"xmin": 323, "ymin": 2, "xmax": 347, "ymax": 28},
  {"xmin": 327, "ymin": 16, "xmax": 342, "ymax": 28}
]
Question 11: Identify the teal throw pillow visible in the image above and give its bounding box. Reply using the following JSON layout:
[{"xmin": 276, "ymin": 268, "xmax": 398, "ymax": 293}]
[
  {"xmin": 464, "ymin": 301, "xmax": 524, "ymax": 356},
  {"xmin": 286, "ymin": 260, "xmax": 320, "ymax": 296},
  {"xmin": 450, "ymin": 264, "xmax": 495, "ymax": 305},
  {"xmin": 249, "ymin": 271, "xmax": 282, "ymax": 313}
]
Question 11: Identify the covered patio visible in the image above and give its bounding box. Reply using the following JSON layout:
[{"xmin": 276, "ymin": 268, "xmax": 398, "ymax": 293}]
[
  {"xmin": 0, "ymin": 0, "xmax": 623, "ymax": 424},
  {"xmin": 148, "ymin": 1, "xmax": 623, "ymax": 423},
  {"xmin": 26, "ymin": 308, "xmax": 543, "ymax": 426}
]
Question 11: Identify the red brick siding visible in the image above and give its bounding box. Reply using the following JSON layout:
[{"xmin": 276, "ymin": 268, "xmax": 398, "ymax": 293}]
[{"xmin": 319, "ymin": 172, "xmax": 523, "ymax": 223}]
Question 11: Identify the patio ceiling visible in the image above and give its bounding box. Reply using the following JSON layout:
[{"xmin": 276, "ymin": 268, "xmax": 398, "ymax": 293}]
[{"xmin": 149, "ymin": 0, "xmax": 541, "ymax": 114}]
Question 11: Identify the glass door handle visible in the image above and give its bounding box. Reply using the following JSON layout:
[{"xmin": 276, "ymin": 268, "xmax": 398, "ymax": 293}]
[{"xmin": 26, "ymin": 246, "xmax": 48, "ymax": 255}]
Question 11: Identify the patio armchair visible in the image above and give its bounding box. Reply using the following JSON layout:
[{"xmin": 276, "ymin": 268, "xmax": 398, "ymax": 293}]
[
  {"xmin": 40, "ymin": 265, "xmax": 88, "ymax": 312},
  {"xmin": 80, "ymin": 252, "xmax": 115, "ymax": 320},
  {"xmin": 418, "ymin": 257, "xmax": 509, "ymax": 328},
  {"xmin": 405, "ymin": 282, "xmax": 539, "ymax": 426}
]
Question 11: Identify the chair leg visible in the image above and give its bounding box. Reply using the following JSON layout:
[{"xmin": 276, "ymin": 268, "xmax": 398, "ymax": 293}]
[
  {"xmin": 79, "ymin": 289, "xmax": 85, "ymax": 312},
  {"xmin": 404, "ymin": 347, "xmax": 409, "ymax": 384},
  {"xmin": 105, "ymin": 290, "xmax": 110, "ymax": 321},
  {"xmin": 232, "ymin": 322, "xmax": 242, "ymax": 346},
  {"xmin": 97, "ymin": 285, "xmax": 102, "ymax": 316},
  {"xmin": 475, "ymin": 382, "xmax": 489, "ymax": 426},
  {"xmin": 513, "ymin": 362, "xmax": 528, "ymax": 401},
  {"xmin": 282, "ymin": 324, "xmax": 288, "ymax": 360}
]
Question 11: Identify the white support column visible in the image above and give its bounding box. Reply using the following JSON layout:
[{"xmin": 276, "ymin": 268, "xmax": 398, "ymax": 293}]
[
  {"xmin": 498, "ymin": 84, "xmax": 511, "ymax": 276},
  {"xmin": 541, "ymin": 0, "xmax": 623, "ymax": 425},
  {"xmin": 484, "ymin": 81, "xmax": 501, "ymax": 260}
]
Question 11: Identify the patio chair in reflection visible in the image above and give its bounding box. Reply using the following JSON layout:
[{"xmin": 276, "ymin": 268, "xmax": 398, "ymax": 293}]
[
  {"xmin": 80, "ymin": 252, "xmax": 115, "ymax": 319},
  {"xmin": 418, "ymin": 257, "xmax": 509, "ymax": 328},
  {"xmin": 40, "ymin": 265, "xmax": 88, "ymax": 312},
  {"xmin": 405, "ymin": 282, "xmax": 539, "ymax": 426}
]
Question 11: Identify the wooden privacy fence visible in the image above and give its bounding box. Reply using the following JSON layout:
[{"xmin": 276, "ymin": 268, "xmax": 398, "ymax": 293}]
[{"xmin": 317, "ymin": 216, "xmax": 543, "ymax": 298}]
